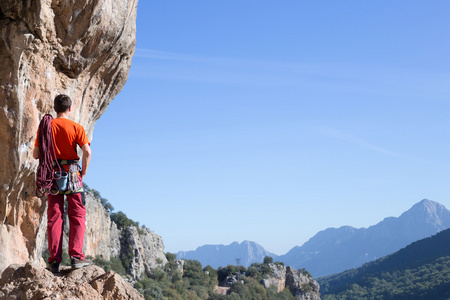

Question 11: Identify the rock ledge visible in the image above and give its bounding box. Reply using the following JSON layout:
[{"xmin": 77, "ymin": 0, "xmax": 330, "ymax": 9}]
[{"xmin": 0, "ymin": 263, "xmax": 143, "ymax": 299}]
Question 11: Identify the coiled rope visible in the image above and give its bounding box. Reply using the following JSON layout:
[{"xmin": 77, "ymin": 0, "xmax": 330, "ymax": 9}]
[{"xmin": 36, "ymin": 114, "xmax": 62, "ymax": 197}]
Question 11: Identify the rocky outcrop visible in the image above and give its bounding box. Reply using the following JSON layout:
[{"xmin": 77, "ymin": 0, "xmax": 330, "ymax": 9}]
[
  {"xmin": 0, "ymin": 0, "xmax": 138, "ymax": 272},
  {"xmin": 261, "ymin": 264, "xmax": 320, "ymax": 299},
  {"xmin": 124, "ymin": 226, "xmax": 168, "ymax": 280},
  {"xmin": 223, "ymin": 263, "xmax": 321, "ymax": 299},
  {"xmin": 261, "ymin": 263, "xmax": 286, "ymax": 293},
  {"xmin": 83, "ymin": 192, "xmax": 119, "ymax": 261},
  {"xmin": 0, "ymin": 263, "xmax": 143, "ymax": 299},
  {"xmin": 285, "ymin": 266, "xmax": 320, "ymax": 300}
]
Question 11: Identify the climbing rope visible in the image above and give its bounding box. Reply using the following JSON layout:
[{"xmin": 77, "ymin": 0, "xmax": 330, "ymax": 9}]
[{"xmin": 35, "ymin": 114, "xmax": 62, "ymax": 197}]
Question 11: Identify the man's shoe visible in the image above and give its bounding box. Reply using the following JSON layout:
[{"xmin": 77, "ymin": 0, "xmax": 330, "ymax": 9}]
[
  {"xmin": 49, "ymin": 261, "xmax": 60, "ymax": 273},
  {"xmin": 71, "ymin": 256, "xmax": 93, "ymax": 269}
]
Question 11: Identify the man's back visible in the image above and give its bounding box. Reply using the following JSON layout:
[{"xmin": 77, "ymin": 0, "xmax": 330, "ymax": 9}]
[{"xmin": 50, "ymin": 118, "xmax": 88, "ymax": 161}]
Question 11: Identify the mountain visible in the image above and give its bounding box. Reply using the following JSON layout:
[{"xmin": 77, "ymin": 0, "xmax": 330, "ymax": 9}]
[
  {"xmin": 177, "ymin": 240, "xmax": 279, "ymax": 268},
  {"xmin": 319, "ymin": 228, "xmax": 450, "ymax": 299},
  {"xmin": 280, "ymin": 199, "xmax": 450, "ymax": 277}
]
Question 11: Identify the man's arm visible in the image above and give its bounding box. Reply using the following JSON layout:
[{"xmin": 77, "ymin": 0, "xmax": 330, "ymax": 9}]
[
  {"xmin": 81, "ymin": 143, "xmax": 92, "ymax": 180},
  {"xmin": 33, "ymin": 147, "xmax": 39, "ymax": 160}
]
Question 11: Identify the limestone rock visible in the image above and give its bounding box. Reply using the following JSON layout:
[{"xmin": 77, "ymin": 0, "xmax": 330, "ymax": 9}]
[
  {"xmin": 285, "ymin": 266, "xmax": 321, "ymax": 300},
  {"xmin": 83, "ymin": 191, "xmax": 118, "ymax": 261},
  {"xmin": 0, "ymin": 0, "xmax": 138, "ymax": 272},
  {"xmin": 0, "ymin": 262, "xmax": 143, "ymax": 299},
  {"xmin": 220, "ymin": 263, "xmax": 320, "ymax": 299},
  {"xmin": 123, "ymin": 226, "xmax": 168, "ymax": 280},
  {"xmin": 261, "ymin": 263, "xmax": 286, "ymax": 292},
  {"xmin": 91, "ymin": 271, "xmax": 144, "ymax": 299},
  {"xmin": 259, "ymin": 264, "xmax": 320, "ymax": 299},
  {"xmin": 109, "ymin": 220, "xmax": 122, "ymax": 259}
]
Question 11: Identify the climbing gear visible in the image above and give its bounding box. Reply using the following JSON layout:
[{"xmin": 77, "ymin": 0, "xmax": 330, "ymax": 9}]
[
  {"xmin": 71, "ymin": 256, "xmax": 93, "ymax": 269},
  {"xmin": 54, "ymin": 170, "xmax": 68, "ymax": 191},
  {"xmin": 68, "ymin": 163, "xmax": 83, "ymax": 191},
  {"xmin": 36, "ymin": 114, "xmax": 63, "ymax": 197},
  {"xmin": 51, "ymin": 160, "xmax": 84, "ymax": 195}
]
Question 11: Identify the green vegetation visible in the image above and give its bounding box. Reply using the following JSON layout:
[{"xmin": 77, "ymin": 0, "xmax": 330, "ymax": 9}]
[
  {"xmin": 111, "ymin": 211, "xmax": 140, "ymax": 230},
  {"xmin": 94, "ymin": 256, "xmax": 127, "ymax": 276},
  {"xmin": 321, "ymin": 257, "xmax": 450, "ymax": 300},
  {"xmin": 320, "ymin": 229, "xmax": 450, "ymax": 300},
  {"xmin": 83, "ymin": 182, "xmax": 114, "ymax": 213},
  {"xmin": 131, "ymin": 255, "xmax": 297, "ymax": 300}
]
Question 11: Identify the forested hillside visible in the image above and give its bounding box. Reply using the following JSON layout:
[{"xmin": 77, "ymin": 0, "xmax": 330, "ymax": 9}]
[{"xmin": 319, "ymin": 229, "xmax": 450, "ymax": 299}]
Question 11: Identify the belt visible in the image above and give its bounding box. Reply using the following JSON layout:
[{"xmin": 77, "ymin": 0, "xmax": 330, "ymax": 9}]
[{"xmin": 54, "ymin": 159, "xmax": 79, "ymax": 166}]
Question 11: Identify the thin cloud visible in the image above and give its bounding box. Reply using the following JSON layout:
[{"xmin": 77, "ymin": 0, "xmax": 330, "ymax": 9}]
[
  {"xmin": 317, "ymin": 126, "xmax": 404, "ymax": 158},
  {"xmin": 134, "ymin": 48, "xmax": 359, "ymax": 78},
  {"xmin": 317, "ymin": 126, "xmax": 434, "ymax": 165},
  {"xmin": 133, "ymin": 48, "xmax": 450, "ymax": 97},
  {"xmin": 132, "ymin": 48, "xmax": 370, "ymax": 90}
]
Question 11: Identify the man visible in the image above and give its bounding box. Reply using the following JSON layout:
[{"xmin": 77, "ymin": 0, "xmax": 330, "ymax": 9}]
[{"xmin": 33, "ymin": 94, "xmax": 93, "ymax": 273}]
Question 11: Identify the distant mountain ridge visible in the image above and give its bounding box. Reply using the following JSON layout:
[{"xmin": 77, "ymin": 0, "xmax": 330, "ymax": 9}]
[
  {"xmin": 280, "ymin": 199, "xmax": 450, "ymax": 277},
  {"xmin": 177, "ymin": 240, "xmax": 279, "ymax": 268},
  {"xmin": 177, "ymin": 199, "xmax": 450, "ymax": 277},
  {"xmin": 319, "ymin": 228, "xmax": 450, "ymax": 299}
]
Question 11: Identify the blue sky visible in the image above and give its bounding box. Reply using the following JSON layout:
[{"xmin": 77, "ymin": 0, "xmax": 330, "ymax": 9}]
[{"xmin": 86, "ymin": 1, "xmax": 450, "ymax": 255}]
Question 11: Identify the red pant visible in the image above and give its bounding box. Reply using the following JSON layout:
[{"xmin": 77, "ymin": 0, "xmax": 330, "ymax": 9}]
[{"xmin": 47, "ymin": 192, "xmax": 86, "ymax": 263}]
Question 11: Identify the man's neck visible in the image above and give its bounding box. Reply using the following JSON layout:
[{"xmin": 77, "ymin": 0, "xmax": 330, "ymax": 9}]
[{"xmin": 57, "ymin": 111, "xmax": 70, "ymax": 119}]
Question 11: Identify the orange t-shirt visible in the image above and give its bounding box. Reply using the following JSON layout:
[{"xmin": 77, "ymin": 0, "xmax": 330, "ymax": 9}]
[{"xmin": 35, "ymin": 118, "xmax": 90, "ymax": 160}]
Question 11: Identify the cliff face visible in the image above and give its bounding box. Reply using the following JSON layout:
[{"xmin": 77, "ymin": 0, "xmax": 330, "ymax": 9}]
[
  {"xmin": 125, "ymin": 226, "xmax": 168, "ymax": 280},
  {"xmin": 0, "ymin": 0, "xmax": 138, "ymax": 272},
  {"xmin": 49, "ymin": 191, "xmax": 168, "ymax": 280},
  {"xmin": 83, "ymin": 192, "xmax": 120, "ymax": 261},
  {"xmin": 82, "ymin": 192, "xmax": 168, "ymax": 280}
]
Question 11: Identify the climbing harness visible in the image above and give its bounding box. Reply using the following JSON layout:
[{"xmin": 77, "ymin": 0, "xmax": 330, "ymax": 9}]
[{"xmin": 51, "ymin": 159, "xmax": 84, "ymax": 195}]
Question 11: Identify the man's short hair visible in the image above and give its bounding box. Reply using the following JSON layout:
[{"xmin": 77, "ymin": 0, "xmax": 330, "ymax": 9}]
[{"xmin": 54, "ymin": 94, "xmax": 72, "ymax": 113}]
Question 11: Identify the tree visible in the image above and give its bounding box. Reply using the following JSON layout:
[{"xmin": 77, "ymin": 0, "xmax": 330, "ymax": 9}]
[
  {"xmin": 166, "ymin": 252, "xmax": 177, "ymax": 262},
  {"xmin": 217, "ymin": 265, "xmax": 237, "ymax": 283},
  {"xmin": 104, "ymin": 202, "xmax": 114, "ymax": 213},
  {"xmin": 263, "ymin": 256, "xmax": 273, "ymax": 264},
  {"xmin": 111, "ymin": 211, "xmax": 138, "ymax": 229},
  {"xmin": 184, "ymin": 260, "xmax": 205, "ymax": 287}
]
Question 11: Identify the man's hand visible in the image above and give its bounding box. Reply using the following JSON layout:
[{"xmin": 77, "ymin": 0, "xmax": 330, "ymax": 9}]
[
  {"xmin": 81, "ymin": 143, "xmax": 91, "ymax": 180},
  {"xmin": 33, "ymin": 147, "xmax": 39, "ymax": 159}
]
